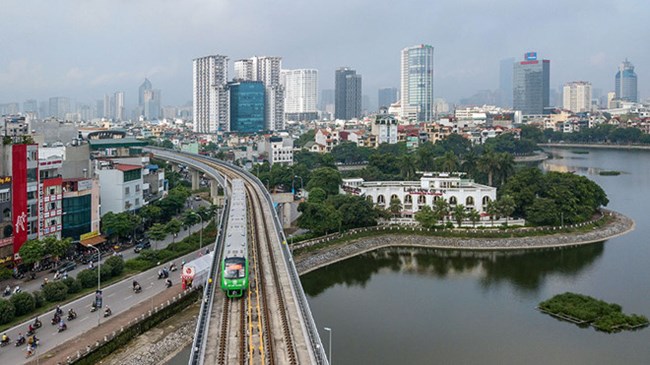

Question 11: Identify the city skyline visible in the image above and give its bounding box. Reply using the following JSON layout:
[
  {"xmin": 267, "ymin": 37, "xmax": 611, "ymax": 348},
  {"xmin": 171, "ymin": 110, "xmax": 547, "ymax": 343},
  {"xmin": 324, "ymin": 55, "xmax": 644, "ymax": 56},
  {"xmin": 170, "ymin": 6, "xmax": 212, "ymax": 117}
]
[{"xmin": 0, "ymin": 1, "xmax": 647, "ymax": 107}]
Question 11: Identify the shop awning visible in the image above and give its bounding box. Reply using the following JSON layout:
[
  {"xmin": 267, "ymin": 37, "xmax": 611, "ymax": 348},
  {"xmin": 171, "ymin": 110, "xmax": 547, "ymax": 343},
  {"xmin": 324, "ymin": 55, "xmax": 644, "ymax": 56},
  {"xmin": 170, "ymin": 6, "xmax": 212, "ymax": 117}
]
[{"xmin": 80, "ymin": 235, "xmax": 107, "ymax": 246}]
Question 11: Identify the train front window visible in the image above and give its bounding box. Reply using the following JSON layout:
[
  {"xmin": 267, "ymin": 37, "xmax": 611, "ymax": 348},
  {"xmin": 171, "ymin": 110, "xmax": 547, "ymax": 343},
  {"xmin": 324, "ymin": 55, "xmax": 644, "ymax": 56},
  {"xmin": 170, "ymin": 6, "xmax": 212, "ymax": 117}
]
[{"xmin": 224, "ymin": 258, "xmax": 246, "ymax": 279}]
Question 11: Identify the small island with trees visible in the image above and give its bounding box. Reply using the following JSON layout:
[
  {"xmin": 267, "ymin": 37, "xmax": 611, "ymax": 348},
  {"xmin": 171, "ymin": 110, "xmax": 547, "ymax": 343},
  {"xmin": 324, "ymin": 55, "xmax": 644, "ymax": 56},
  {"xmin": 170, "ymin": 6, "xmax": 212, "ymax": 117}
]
[{"xmin": 538, "ymin": 292, "xmax": 648, "ymax": 333}]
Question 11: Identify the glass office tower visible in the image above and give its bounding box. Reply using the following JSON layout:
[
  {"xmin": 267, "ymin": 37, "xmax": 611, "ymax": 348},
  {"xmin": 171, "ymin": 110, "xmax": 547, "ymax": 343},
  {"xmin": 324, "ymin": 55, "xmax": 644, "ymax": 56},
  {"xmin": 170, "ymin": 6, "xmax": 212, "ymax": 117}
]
[{"xmin": 229, "ymin": 81, "xmax": 265, "ymax": 133}]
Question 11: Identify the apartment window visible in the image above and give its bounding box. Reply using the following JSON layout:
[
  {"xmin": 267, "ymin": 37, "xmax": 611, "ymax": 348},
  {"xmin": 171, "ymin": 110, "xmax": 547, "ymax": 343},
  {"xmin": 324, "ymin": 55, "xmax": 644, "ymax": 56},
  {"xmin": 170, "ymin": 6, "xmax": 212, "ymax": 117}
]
[
  {"xmin": 0, "ymin": 190, "xmax": 9, "ymax": 203},
  {"xmin": 135, "ymin": 184, "xmax": 140, "ymax": 192},
  {"xmin": 49, "ymin": 187, "xmax": 56, "ymax": 195},
  {"xmin": 27, "ymin": 191, "xmax": 36, "ymax": 200},
  {"xmin": 49, "ymin": 202, "xmax": 56, "ymax": 210},
  {"xmin": 135, "ymin": 198, "xmax": 140, "ymax": 206},
  {"xmin": 125, "ymin": 187, "xmax": 130, "ymax": 195}
]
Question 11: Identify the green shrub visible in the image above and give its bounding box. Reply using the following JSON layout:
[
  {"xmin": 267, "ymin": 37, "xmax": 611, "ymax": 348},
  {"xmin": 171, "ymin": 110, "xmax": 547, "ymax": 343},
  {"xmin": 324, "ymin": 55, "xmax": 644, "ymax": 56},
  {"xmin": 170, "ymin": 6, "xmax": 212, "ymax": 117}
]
[
  {"xmin": 100, "ymin": 264, "xmax": 113, "ymax": 281},
  {"xmin": 156, "ymin": 249, "xmax": 175, "ymax": 262},
  {"xmin": 0, "ymin": 267, "xmax": 12, "ymax": 281},
  {"xmin": 62, "ymin": 277, "xmax": 82, "ymax": 294},
  {"xmin": 105, "ymin": 256, "xmax": 125, "ymax": 276},
  {"xmin": 42, "ymin": 281, "xmax": 69, "ymax": 302},
  {"xmin": 77, "ymin": 269, "xmax": 98, "ymax": 289},
  {"xmin": 0, "ymin": 299, "xmax": 15, "ymax": 324},
  {"xmin": 32, "ymin": 290, "xmax": 45, "ymax": 308},
  {"xmin": 10, "ymin": 291, "xmax": 35, "ymax": 316},
  {"xmin": 138, "ymin": 249, "xmax": 158, "ymax": 263},
  {"xmin": 125, "ymin": 258, "xmax": 154, "ymax": 272}
]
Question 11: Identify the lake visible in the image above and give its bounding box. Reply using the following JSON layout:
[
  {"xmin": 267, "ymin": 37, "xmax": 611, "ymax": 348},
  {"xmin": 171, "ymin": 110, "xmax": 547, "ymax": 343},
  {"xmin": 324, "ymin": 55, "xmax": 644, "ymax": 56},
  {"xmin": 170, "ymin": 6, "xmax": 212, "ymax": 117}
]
[{"xmin": 303, "ymin": 147, "xmax": 650, "ymax": 365}]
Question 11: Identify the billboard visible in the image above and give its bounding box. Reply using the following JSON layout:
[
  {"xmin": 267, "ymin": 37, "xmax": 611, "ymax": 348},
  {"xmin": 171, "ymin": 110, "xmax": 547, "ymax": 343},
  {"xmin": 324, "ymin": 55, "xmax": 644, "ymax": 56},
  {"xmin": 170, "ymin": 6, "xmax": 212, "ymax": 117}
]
[
  {"xmin": 11, "ymin": 144, "xmax": 28, "ymax": 254},
  {"xmin": 525, "ymin": 52, "xmax": 538, "ymax": 61}
]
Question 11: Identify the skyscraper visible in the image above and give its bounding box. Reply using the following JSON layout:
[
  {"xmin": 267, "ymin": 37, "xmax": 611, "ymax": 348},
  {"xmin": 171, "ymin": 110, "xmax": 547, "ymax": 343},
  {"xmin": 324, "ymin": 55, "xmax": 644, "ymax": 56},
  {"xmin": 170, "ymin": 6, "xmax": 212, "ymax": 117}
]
[
  {"xmin": 335, "ymin": 67, "xmax": 362, "ymax": 120},
  {"xmin": 513, "ymin": 52, "xmax": 550, "ymax": 115},
  {"xmin": 193, "ymin": 55, "xmax": 229, "ymax": 133},
  {"xmin": 113, "ymin": 91, "xmax": 125, "ymax": 121},
  {"xmin": 234, "ymin": 59, "xmax": 254, "ymax": 81},
  {"xmin": 23, "ymin": 99, "xmax": 38, "ymax": 115},
  {"xmin": 234, "ymin": 56, "xmax": 285, "ymax": 130},
  {"xmin": 281, "ymin": 69, "xmax": 318, "ymax": 121},
  {"xmin": 229, "ymin": 81, "xmax": 265, "ymax": 133},
  {"xmin": 563, "ymin": 81, "xmax": 592, "ymax": 113},
  {"xmin": 143, "ymin": 89, "xmax": 161, "ymax": 120},
  {"xmin": 498, "ymin": 58, "xmax": 514, "ymax": 108},
  {"xmin": 378, "ymin": 87, "xmax": 398, "ymax": 109},
  {"xmin": 48, "ymin": 97, "xmax": 71, "ymax": 119},
  {"xmin": 615, "ymin": 59, "xmax": 638, "ymax": 102},
  {"xmin": 400, "ymin": 44, "xmax": 434, "ymax": 122},
  {"xmin": 139, "ymin": 78, "xmax": 152, "ymax": 108}
]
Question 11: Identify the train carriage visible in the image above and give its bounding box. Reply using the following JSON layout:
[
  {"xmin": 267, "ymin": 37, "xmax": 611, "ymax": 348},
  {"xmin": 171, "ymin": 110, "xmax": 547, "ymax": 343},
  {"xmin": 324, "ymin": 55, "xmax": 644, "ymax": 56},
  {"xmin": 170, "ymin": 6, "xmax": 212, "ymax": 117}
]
[{"xmin": 221, "ymin": 179, "xmax": 249, "ymax": 298}]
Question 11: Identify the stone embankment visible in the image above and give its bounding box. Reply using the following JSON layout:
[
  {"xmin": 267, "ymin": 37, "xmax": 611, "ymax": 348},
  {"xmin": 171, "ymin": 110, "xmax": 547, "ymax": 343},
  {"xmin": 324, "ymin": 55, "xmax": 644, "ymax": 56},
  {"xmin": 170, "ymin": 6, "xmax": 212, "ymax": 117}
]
[{"xmin": 294, "ymin": 211, "xmax": 634, "ymax": 275}]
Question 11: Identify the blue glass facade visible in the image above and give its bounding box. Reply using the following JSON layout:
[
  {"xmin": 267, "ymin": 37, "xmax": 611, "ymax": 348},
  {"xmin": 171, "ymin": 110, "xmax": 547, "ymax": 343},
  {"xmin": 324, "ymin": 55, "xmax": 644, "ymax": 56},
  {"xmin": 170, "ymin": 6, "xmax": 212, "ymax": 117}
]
[{"xmin": 229, "ymin": 81, "xmax": 265, "ymax": 133}]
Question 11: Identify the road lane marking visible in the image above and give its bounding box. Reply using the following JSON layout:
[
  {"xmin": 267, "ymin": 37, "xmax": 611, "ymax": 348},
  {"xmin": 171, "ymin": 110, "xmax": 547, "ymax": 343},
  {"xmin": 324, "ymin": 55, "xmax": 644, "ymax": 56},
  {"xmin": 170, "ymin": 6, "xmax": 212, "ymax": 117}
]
[
  {"xmin": 80, "ymin": 317, "xmax": 88, "ymax": 322},
  {"xmin": 124, "ymin": 295, "xmax": 133, "ymax": 300},
  {"xmin": 107, "ymin": 293, "xmax": 115, "ymax": 298}
]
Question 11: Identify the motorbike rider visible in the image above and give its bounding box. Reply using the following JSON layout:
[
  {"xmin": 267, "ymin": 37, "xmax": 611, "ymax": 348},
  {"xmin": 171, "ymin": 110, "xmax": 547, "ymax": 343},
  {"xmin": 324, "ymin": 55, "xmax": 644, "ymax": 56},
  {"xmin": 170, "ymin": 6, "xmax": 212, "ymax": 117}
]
[
  {"xmin": 3, "ymin": 285, "xmax": 10, "ymax": 296},
  {"xmin": 165, "ymin": 278, "xmax": 172, "ymax": 288},
  {"xmin": 16, "ymin": 332, "xmax": 25, "ymax": 345},
  {"xmin": 58, "ymin": 318, "xmax": 66, "ymax": 331},
  {"xmin": 68, "ymin": 308, "xmax": 77, "ymax": 319},
  {"xmin": 13, "ymin": 285, "xmax": 21, "ymax": 294},
  {"xmin": 104, "ymin": 305, "xmax": 112, "ymax": 316},
  {"xmin": 55, "ymin": 305, "xmax": 63, "ymax": 316},
  {"xmin": 1, "ymin": 332, "xmax": 9, "ymax": 344}
]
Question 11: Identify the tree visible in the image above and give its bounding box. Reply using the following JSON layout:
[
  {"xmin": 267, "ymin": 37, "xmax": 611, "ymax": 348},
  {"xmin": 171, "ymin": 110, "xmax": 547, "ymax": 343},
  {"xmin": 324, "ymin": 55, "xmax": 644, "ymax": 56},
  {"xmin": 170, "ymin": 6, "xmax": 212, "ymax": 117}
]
[
  {"xmin": 433, "ymin": 199, "xmax": 450, "ymax": 224},
  {"xmin": 327, "ymin": 195, "xmax": 380, "ymax": 230},
  {"xmin": 19, "ymin": 239, "xmax": 44, "ymax": 268},
  {"xmin": 42, "ymin": 236, "xmax": 72, "ymax": 262},
  {"xmin": 77, "ymin": 269, "xmax": 98, "ymax": 288},
  {"xmin": 297, "ymin": 202, "xmax": 342, "ymax": 235},
  {"xmin": 416, "ymin": 142, "xmax": 439, "ymax": 171},
  {"xmin": 139, "ymin": 205, "xmax": 163, "ymax": 226},
  {"xmin": 497, "ymin": 195, "xmax": 516, "ymax": 226},
  {"xmin": 161, "ymin": 139, "xmax": 174, "ymax": 149},
  {"xmin": 477, "ymin": 149, "xmax": 499, "ymax": 186},
  {"xmin": 105, "ymin": 256, "xmax": 125, "ymax": 276},
  {"xmin": 398, "ymin": 153, "xmax": 417, "ymax": 180},
  {"xmin": 147, "ymin": 223, "xmax": 168, "ymax": 243},
  {"xmin": 306, "ymin": 167, "xmax": 342, "ymax": 196},
  {"xmin": 10, "ymin": 292, "xmax": 35, "ymax": 316},
  {"xmin": 42, "ymin": 281, "xmax": 69, "ymax": 302},
  {"xmin": 439, "ymin": 151, "xmax": 459, "ymax": 172},
  {"xmin": 389, "ymin": 196, "xmax": 402, "ymax": 218},
  {"xmin": 414, "ymin": 205, "xmax": 436, "ymax": 229},
  {"xmin": 495, "ymin": 152, "xmax": 515, "ymax": 187},
  {"xmin": 294, "ymin": 129, "xmax": 316, "ymax": 149},
  {"xmin": 452, "ymin": 204, "xmax": 466, "ymax": 227},
  {"xmin": 101, "ymin": 212, "xmax": 137, "ymax": 242},
  {"xmin": 467, "ymin": 208, "xmax": 481, "ymax": 227},
  {"xmin": 486, "ymin": 200, "xmax": 499, "ymax": 226},
  {"xmin": 165, "ymin": 219, "xmax": 182, "ymax": 243},
  {"xmin": 308, "ymin": 187, "xmax": 327, "ymax": 204},
  {"xmin": 525, "ymin": 198, "xmax": 559, "ymax": 226}
]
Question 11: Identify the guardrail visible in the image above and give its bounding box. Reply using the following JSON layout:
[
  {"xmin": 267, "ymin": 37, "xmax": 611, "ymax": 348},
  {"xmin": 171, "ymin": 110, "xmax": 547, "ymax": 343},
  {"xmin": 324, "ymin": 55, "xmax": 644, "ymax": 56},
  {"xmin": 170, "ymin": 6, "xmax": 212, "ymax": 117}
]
[{"xmin": 147, "ymin": 148, "xmax": 329, "ymax": 365}]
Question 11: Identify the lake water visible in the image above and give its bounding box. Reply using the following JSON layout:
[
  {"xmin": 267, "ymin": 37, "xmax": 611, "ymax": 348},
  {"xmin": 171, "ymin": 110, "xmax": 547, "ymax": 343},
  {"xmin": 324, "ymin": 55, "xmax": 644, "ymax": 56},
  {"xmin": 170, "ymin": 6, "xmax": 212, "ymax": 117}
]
[{"xmin": 303, "ymin": 147, "xmax": 650, "ymax": 365}]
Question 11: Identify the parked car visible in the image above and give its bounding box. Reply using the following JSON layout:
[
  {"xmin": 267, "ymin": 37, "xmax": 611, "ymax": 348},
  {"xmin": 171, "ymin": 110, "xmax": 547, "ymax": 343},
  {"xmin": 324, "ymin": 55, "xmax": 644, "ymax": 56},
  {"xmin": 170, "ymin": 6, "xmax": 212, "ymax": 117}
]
[
  {"xmin": 80, "ymin": 253, "xmax": 100, "ymax": 265},
  {"xmin": 194, "ymin": 195, "xmax": 202, "ymax": 201},
  {"xmin": 134, "ymin": 240, "xmax": 152, "ymax": 253},
  {"xmin": 57, "ymin": 261, "xmax": 77, "ymax": 274}
]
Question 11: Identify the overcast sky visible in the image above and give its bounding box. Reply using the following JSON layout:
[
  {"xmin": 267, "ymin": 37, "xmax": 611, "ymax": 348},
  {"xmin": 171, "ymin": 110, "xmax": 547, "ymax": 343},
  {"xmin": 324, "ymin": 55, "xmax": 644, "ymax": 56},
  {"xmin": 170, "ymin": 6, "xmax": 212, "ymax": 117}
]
[{"xmin": 1, "ymin": 0, "xmax": 647, "ymax": 108}]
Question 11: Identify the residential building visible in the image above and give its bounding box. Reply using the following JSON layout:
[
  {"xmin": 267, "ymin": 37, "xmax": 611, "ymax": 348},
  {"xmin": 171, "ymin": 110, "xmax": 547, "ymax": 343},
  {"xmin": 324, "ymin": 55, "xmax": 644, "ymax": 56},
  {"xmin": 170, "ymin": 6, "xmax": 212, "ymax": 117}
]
[
  {"xmin": 229, "ymin": 81, "xmax": 266, "ymax": 133},
  {"xmin": 615, "ymin": 59, "xmax": 638, "ymax": 102},
  {"xmin": 513, "ymin": 52, "xmax": 550, "ymax": 115},
  {"xmin": 96, "ymin": 162, "xmax": 144, "ymax": 216},
  {"xmin": 0, "ymin": 175, "xmax": 12, "ymax": 262},
  {"xmin": 144, "ymin": 89, "xmax": 162, "ymax": 120},
  {"xmin": 563, "ymin": 81, "xmax": 592, "ymax": 113},
  {"xmin": 335, "ymin": 67, "xmax": 362, "ymax": 120},
  {"xmin": 193, "ymin": 55, "xmax": 230, "ymax": 133},
  {"xmin": 401, "ymin": 44, "xmax": 435, "ymax": 122},
  {"xmin": 371, "ymin": 113, "xmax": 398, "ymax": 146},
  {"xmin": 113, "ymin": 91, "xmax": 125, "ymax": 121},
  {"xmin": 23, "ymin": 99, "xmax": 38, "ymax": 115},
  {"xmin": 281, "ymin": 69, "xmax": 318, "ymax": 121},
  {"xmin": 341, "ymin": 173, "xmax": 496, "ymax": 218},
  {"xmin": 378, "ymin": 87, "xmax": 399, "ymax": 109},
  {"xmin": 234, "ymin": 59, "xmax": 254, "ymax": 81},
  {"xmin": 258, "ymin": 135, "xmax": 293, "ymax": 165},
  {"xmin": 62, "ymin": 178, "xmax": 100, "ymax": 241},
  {"xmin": 48, "ymin": 97, "xmax": 71, "ymax": 119}
]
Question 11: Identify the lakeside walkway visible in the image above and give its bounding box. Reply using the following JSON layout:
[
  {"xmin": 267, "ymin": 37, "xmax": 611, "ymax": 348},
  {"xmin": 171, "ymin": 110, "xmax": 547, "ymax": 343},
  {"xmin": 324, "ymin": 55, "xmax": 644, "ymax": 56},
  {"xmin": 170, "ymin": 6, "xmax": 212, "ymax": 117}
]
[
  {"xmin": 294, "ymin": 210, "xmax": 635, "ymax": 275},
  {"xmin": 540, "ymin": 143, "xmax": 650, "ymax": 151}
]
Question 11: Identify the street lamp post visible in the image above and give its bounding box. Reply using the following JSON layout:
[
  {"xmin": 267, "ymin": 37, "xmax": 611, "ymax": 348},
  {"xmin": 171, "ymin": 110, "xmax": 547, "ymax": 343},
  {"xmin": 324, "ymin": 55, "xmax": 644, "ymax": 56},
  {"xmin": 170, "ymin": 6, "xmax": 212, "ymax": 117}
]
[
  {"xmin": 85, "ymin": 244, "xmax": 101, "ymax": 326},
  {"xmin": 294, "ymin": 175, "xmax": 303, "ymax": 198},
  {"xmin": 324, "ymin": 327, "xmax": 332, "ymax": 365},
  {"xmin": 192, "ymin": 212, "xmax": 204, "ymax": 250}
]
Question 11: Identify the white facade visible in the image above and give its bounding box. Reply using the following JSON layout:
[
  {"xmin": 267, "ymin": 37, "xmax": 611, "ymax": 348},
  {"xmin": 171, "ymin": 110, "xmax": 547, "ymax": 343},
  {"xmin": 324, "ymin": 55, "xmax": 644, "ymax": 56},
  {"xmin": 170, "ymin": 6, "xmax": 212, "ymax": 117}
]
[
  {"xmin": 281, "ymin": 69, "xmax": 318, "ymax": 114},
  {"xmin": 259, "ymin": 135, "xmax": 293, "ymax": 165},
  {"xmin": 234, "ymin": 59, "xmax": 253, "ymax": 81},
  {"xmin": 400, "ymin": 45, "xmax": 435, "ymax": 122},
  {"xmin": 563, "ymin": 81, "xmax": 592, "ymax": 113},
  {"xmin": 193, "ymin": 55, "xmax": 229, "ymax": 133},
  {"xmin": 253, "ymin": 56, "xmax": 285, "ymax": 131},
  {"xmin": 341, "ymin": 174, "xmax": 496, "ymax": 217},
  {"xmin": 371, "ymin": 114, "xmax": 398, "ymax": 145},
  {"xmin": 96, "ymin": 164, "xmax": 144, "ymax": 216}
]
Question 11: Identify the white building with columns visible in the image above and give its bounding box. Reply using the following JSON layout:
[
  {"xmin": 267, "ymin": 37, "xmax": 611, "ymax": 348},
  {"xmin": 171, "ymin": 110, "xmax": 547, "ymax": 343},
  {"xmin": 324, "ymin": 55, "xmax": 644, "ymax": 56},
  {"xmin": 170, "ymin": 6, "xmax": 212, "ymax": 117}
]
[{"xmin": 341, "ymin": 173, "xmax": 496, "ymax": 218}]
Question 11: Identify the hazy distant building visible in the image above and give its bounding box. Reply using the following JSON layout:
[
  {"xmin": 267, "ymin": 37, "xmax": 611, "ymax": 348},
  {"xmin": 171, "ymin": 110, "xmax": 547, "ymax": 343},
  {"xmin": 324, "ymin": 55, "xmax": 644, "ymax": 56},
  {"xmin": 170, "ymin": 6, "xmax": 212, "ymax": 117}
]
[
  {"xmin": 335, "ymin": 67, "xmax": 362, "ymax": 120},
  {"xmin": 563, "ymin": 81, "xmax": 592, "ymax": 113},
  {"xmin": 513, "ymin": 52, "xmax": 550, "ymax": 115},
  {"xmin": 193, "ymin": 55, "xmax": 229, "ymax": 133},
  {"xmin": 113, "ymin": 91, "xmax": 125, "ymax": 121},
  {"xmin": 401, "ymin": 44, "xmax": 435, "ymax": 122},
  {"xmin": 23, "ymin": 99, "xmax": 38, "ymax": 115},
  {"xmin": 499, "ymin": 58, "xmax": 514, "ymax": 107},
  {"xmin": 103, "ymin": 94, "xmax": 110, "ymax": 119},
  {"xmin": 228, "ymin": 81, "xmax": 265, "ymax": 133},
  {"xmin": 378, "ymin": 87, "xmax": 398, "ymax": 109},
  {"xmin": 49, "ymin": 97, "xmax": 71, "ymax": 119},
  {"xmin": 615, "ymin": 59, "xmax": 638, "ymax": 102},
  {"xmin": 139, "ymin": 78, "xmax": 152, "ymax": 108},
  {"xmin": 320, "ymin": 89, "xmax": 335, "ymax": 114},
  {"xmin": 143, "ymin": 89, "xmax": 161, "ymax": 120},
  {"xmin": 281, "ymin": 69, "xmax": 318, "ymax": 121}
]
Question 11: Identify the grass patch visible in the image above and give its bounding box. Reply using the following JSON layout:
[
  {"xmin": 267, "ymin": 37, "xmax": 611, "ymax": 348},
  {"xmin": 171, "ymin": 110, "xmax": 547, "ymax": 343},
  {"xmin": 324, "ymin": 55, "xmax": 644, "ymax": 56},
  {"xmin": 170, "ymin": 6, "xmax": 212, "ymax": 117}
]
[{"xmin": 539, "ymin": 292, "xmax": 648, "ymax": 333}]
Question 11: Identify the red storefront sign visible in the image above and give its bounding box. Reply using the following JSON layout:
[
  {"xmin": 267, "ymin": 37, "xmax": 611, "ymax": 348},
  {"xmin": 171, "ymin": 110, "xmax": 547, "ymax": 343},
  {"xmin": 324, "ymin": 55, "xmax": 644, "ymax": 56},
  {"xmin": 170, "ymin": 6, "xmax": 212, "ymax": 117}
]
[{"xmin": 12, "ymin": 144, "xmax": 28, "ymax": 254}]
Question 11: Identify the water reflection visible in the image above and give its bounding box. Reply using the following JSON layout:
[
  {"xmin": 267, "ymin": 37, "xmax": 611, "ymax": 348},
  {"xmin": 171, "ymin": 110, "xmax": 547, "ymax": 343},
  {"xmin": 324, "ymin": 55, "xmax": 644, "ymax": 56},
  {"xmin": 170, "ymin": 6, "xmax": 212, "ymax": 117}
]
[{"xmin": 302, "ymin": 243, "xmax": 604, "ymax": 296}]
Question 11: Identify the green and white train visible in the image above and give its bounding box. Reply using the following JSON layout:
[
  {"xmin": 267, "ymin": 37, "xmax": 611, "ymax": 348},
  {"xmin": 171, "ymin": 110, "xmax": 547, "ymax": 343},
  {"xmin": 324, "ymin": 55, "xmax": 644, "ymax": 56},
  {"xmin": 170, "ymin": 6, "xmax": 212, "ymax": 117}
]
[{"xmin": 220, "ymin": 179, "xmax": 249, "ymax": 298}]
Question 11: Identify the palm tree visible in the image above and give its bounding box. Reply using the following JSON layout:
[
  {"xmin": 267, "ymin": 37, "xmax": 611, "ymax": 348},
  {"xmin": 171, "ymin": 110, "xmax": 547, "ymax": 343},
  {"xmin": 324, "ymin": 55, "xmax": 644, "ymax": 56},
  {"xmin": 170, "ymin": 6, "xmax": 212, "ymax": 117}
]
[
  {"xmin": 439, "ymin": 151, "xmax": 459, "ymax": 173},
  {"xmin": 486, "ymin": 200, "xmax": 499, "ymax": 227},
  {"xmin": 399, "ymin": 153, "xmax": 417, "ymax": 180},
  {"xmin": 478, "ymin": 149, "xmax": 500, "ymax": 186},
  {"xmin": 497, "ymin": 195, "xmax": 516, "ymax": 226},
  {"xmin": 389, "ymin": 196, "xmax": 402, "ymax": 218},
  {"xmin": 496, "ymin": 152, "xmax": 515, "ymax": 186},
  {"xmin": 433, "ymin": 199, "xmax": 450, "ymax": 225},
  {"xmin": 452, "ymin": 204, "xmax": 466, "ymax": 228},
  {"xmin": 460, "ymin": 149, "xmax": 479, "ymax": 179},
  {"xmin": 467, "ymin": 208, "xmax": 481, "ymax": 227}
]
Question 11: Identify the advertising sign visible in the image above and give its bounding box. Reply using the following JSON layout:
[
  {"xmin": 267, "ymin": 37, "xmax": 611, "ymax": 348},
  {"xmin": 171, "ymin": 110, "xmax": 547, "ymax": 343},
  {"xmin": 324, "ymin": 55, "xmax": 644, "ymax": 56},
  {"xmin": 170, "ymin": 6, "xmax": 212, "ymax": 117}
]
[
  {"xmin": 525, "ymin": 52, "xmax": 538, "ymax": 61},
  {"xmin": 95, "ymin": 290, "xmax": 103, "ymax": 308},
  {"xmin": 11, "ymin": 144, "xmax": 28, "ymax": 254},
  {"xmin": 77, "ymin": 179, "xmax": 93, "ymax": 191}
]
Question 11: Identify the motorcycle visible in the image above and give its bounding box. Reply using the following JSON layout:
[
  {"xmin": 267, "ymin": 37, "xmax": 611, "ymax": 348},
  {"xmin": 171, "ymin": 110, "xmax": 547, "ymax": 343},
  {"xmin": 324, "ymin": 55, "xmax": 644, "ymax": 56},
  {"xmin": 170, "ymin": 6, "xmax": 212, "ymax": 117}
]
[
  {"xmin": 33, "ymin": 318, "xmax": 42, "ymax": 329},
  {"xmin": 103, "ymin": 309, "xmax": 112, "ymax": 318},
  {"xmin": 0, "ymin": 336, "xmax": 10, "ymax": 347},
  {"xmin": 58, "ymin": 323, "xmax": 67, "ymax": 332},
  {"xmin": 165, "ymin": 279, "xmax": 172, "ymax": 288},
  {"xmin": 90, "ymin": 304, "xmax": 98, "ymax": 312},
  {"xmin": 15, "ymin": 336, "xmax": 26, "ymax": 347},
  {"xmin": 67, "ymin": 312, "xmax": 77, "ymax": 321},
  {"xmin": 51, "ymin": 315, "xmax": 61, "ymax": 325},
  {"xmin": 134, "ymin": 285, "xmax": 142, "ymax": 293},
  {"xmin": 169, "ymin": 263, "xmax": 178, "ymax": 272}
]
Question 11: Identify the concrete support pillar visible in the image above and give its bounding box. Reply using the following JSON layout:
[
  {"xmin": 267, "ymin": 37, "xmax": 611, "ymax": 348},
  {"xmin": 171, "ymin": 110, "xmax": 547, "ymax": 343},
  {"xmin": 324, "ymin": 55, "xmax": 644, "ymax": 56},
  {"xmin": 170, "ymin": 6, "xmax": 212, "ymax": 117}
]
[
  {"xmin": 283, "ymin": 202, "xmax": 292, "ymax": 229},
  {"xmin": 170, "ymin": 163, "xmax": 179, "ymax": 173},
  {"xmin": 191, "ymin": 169, "xmax": 200, "ymax": 190},
  {"xmin": 210, "ymin": 179, "xmax": 219, "ymax": 205}
]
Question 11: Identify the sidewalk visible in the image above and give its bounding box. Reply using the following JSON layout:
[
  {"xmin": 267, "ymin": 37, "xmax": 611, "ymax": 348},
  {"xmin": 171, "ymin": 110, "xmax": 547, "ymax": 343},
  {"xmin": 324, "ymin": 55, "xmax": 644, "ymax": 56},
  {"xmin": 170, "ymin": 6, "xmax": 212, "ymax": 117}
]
[{"xmin": 29, "ymin": 285, "xmax": 189, "ymax": 365}]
